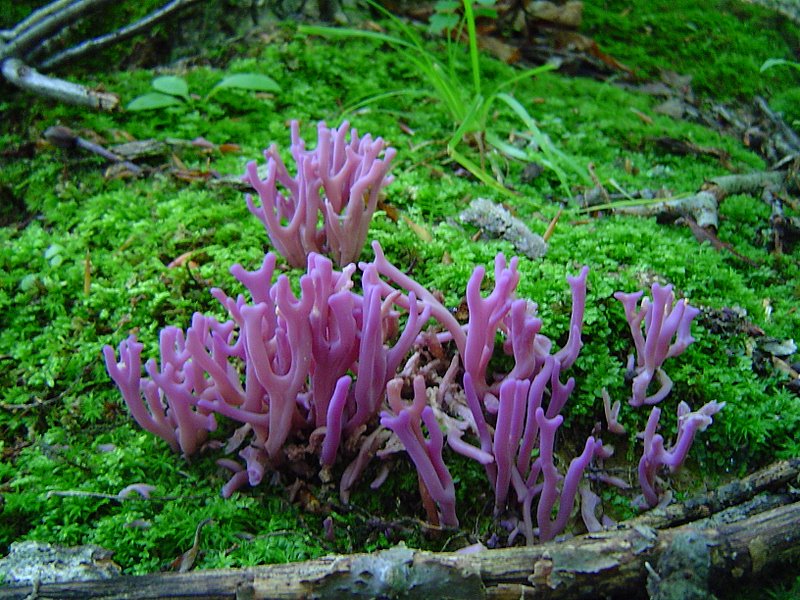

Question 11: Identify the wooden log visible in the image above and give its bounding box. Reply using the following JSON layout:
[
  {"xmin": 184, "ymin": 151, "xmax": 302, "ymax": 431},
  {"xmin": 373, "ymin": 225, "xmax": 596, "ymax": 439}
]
[
  {"xmin": 1, "ymin": 495, "xmax": 797, "ymax": 599},
  {"xmin": 631, "ymin": 456, "xmax": 800, "ymax": 529},
  {"xmin": 3, "ymin": 459, "xmax": 797, "ymax": 599}
]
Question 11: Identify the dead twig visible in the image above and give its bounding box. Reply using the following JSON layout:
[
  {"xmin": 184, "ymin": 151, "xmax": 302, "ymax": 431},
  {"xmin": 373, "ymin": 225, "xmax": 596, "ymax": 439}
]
[
  {"xmin": 579, "ymin": 169, "xmax": 793, "ymax": 261},
  {"xmin": 0, "ymin": 0, "xmax": 201, "ymax": 109},
  {"xmin": 40, "ymin": 0, "xmax": 202, "ymax": 71},
  {"xmin": 44, "ymin": 125, "xmax": 143, "ymax": 174}
]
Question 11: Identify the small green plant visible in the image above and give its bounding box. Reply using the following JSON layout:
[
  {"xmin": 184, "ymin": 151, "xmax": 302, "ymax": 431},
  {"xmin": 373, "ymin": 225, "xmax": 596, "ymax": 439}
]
[
  {"xmin": 127, "ymin": 73, "xmax": 281, "ymax": 111},
  {"xmin": 300, "ymin": 0, "xmax": 587, "ymax": 199},
  {"xmin": 427, "ymin": 0, "xmax": 498, "ymax": 35}
]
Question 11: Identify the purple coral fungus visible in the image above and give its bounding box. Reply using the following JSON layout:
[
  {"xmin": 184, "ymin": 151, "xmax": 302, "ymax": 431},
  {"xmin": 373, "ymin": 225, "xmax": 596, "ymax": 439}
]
[
  {"xmin": 615, "ymin": 283, "xmax": 700, "ymax": 406},
  {"xmin": 243, "ymin": 120, "xmax": 396, "ymax": 267}
]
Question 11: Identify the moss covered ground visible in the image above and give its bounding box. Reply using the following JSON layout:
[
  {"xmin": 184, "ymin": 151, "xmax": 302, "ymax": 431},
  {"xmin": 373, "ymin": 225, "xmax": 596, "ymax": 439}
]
[{"xmin": 1, "ymin": 0, "xmax": 799, "ymax": 591}]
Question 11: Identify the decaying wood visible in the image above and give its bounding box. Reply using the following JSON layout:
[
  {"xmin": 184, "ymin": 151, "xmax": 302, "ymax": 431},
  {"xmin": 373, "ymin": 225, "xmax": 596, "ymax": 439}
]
[
  {"xmin": 1, "ymin": 459, "xmax": 797, "ymax": 600},
  {"xmin": 702, "ymin": 171, "xmax": 791, "ymax": 200},
  {"xmin": 629, "ymin": 456, "xmax": 800, "ymax": 530},
  {"xmin": 44, "ymin": 125, "xmax": 142, "ymax": 174}
]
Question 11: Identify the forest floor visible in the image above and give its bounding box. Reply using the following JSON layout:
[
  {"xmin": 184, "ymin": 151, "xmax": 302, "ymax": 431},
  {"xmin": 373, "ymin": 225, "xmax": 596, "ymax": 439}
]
[{"xmin": 1, "ymin": 0, "xmax": 799, "ymax": 597}]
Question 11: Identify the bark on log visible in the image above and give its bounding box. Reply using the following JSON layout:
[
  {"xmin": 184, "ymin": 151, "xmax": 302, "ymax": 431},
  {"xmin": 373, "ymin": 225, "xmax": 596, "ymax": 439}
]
[{"xmin": 1, "ymin": 459, "xmax": 798, "ymax": 600}]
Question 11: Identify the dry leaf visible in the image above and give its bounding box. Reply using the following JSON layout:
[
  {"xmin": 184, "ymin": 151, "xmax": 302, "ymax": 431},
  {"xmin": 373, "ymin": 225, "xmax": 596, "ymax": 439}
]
[
  {"xmin": 377, "ymin": 198, "xmax": 400, "ymax": 222},
  {"xmin": 530, "ymin": 1, "xmax": 583, "ymax": 27},
  {"xmin": 554, "ymin": 32, "xmax": 634, "ymax": 74},
  {"xmin": 478, "ymin": 34, "xmax": 521, "ymax": 64},
  {"xmin": 167, "ymin": 251, "xmax": 196, "ymax": 269},
  {"xmin": 172, "ymin": 518, "xmax": 213, "ymax": 573},
  {"xmin": 401, "ymin": 214, "xmax": 433, "ymax": 242}
]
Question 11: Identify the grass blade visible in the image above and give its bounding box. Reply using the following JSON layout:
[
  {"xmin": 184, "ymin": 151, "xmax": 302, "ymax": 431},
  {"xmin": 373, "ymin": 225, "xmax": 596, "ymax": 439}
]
[
  {"xmin": 462, "ymin": 0, "xmax": 482, "ymax": 96},
  {"xmin": 298, "ymin": 24, "xmax": 412, "ymax": 49},
  {"xmin": 448, "ymin": 146, "xmax": 518, "ymax": 197}
]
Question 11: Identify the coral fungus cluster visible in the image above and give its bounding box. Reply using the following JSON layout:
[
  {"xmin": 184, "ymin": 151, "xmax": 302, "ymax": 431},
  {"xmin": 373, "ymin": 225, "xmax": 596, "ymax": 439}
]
[{"xmin": 105, "ymin": 121, "xmax": 721, "ymax": 545}]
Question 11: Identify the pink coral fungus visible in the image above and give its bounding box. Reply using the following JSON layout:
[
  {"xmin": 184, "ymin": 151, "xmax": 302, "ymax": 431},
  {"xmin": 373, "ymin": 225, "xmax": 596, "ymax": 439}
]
[{"xmin": 243, "ymin": 120, "xmax": 396, "ymax": 267}]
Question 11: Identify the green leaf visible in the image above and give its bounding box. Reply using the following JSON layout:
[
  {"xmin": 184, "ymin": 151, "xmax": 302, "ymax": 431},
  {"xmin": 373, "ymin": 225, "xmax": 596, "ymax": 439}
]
[
  {"xmin": 126, "ymin": 92, "xmax": 184, "ymax": 111},
  {"xmin": 462, "ymin": 0, "xmax": 482, "ymax": 96},
  {"xmin": 485, "ymin": 131, "xmax": 528, "ymax": 160},
  {"xmin": 299, "ymin": 24, "xmax": 414, "ymax": 50},
  {"xmin": 495, "ymin": 92, "xmax": 590, "ymax": 194},
  {"xmin": 434, "ymin": 0, "xmax": 460, "ymax": 11},
  {"xmin": 760, "ymin": 58, "xmax": 800, "ymax": 73},
  {"xmin": 474, "ymin": 7, "xmax": 498, "ymax": 19},
  {"xmin": 494, "ymin": 92, "xmax": 536, "ymax": 129},
  {"xmin": 151, "ymin": 75, "xmax": 189, "ymax": 99},
  {"xmin": 340, "ymin": 89, "xmax": 430, "ymax": 115},
  {"xmin": 208, "ymin": 73, "xmax": 281, "ymax": 98},
  {"xmin": 429, "ymin": 13, "xmax": 460, "ymax": 34},
  {"xmin": 492, "ymin": 62, "xmax": 557, "ymax": 94},
  {"xmin": 448, "ymin": 94, "xmax": 485, "ymax": 145}
]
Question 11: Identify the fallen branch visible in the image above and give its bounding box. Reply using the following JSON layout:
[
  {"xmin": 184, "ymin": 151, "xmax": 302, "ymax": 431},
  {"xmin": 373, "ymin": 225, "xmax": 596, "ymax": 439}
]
[
  {"xmin": 1, "ymin": 58, "xmax": 118, "ymax": 110},
  {"xmin": 1, "ymin": 459, "xmax": 797, "ymax": 600},
  {"xmin": 755, "ymin": 96, "xmax": 800, "ymax": 155},
  {"xmin": 0, "ymin": 0, "xmax": 201, "ymax": 109},
  {"xmin": 39, "ymin": 0, "xmax": 202, "ymax": 71},
  {"xmin": 579, "ymin": 169, "xmax": 796, "ymax": 260},
  {"xmin": 585, "ymin": 170, "xmax": 788, "ymax": 225},
  {"xmin": 0, "ymin": 0, "xmax": 113, "ymax": 60},
  {"xmin": 43, "ymin": 125, "xmax": 143, "ymax": 174},
  {"xmin": 629, "ymin": 456, "xmax": 800, "ymax": 530}
]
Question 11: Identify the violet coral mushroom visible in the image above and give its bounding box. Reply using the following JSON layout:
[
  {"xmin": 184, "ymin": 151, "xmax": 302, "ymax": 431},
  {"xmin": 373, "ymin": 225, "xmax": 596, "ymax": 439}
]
[
  {"xmin": 452, "ymin": 368, "xmax": 601, "ymax": 544},
  {"xmin": 104, "ymin": 246, "xmax": 429, "ymax": 499},
  {"xmin": 381, "ymin": 263, "xmax": 600, "ymax": 545},
  {"xmin": 103, "ymin": 331, "xmax": 217, "ymax": 458},
  {"xmin": 105, "ymin": 233, "xmax": 721, "ymax": 540},
  {"xmin": 535, "ymin": 409, "xmax": 598, "ymax": 542},
  {"xmin": 637, "ymin": 400, "xmax": 725, "ymax": 508},
  {"xmin": 243, "ymin": 120, "xmax": 396, "ymax": 268},
  {"xmin": 381, "ymin": 376, "xmax": 458, "ymax": 528},
  {"xmin": 615, "ymin": 282, "xmax": 700, "ymax": 406}
]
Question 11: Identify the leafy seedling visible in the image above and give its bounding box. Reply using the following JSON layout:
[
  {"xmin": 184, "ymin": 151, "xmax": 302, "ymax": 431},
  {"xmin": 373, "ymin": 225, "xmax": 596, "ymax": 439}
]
[{"xmin": 127, "ymin": 73, "xmax": 281, "ymax": 111}]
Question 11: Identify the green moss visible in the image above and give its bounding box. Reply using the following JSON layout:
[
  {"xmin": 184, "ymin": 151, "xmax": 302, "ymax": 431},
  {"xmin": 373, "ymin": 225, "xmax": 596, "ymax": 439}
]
[
  {"xmin": 582, "ymin": 0, "xmax": 800, "ymax": 100},
  {"xmin": 770, "ymin": 86, "xmax": 800, "ymax": 126}
]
